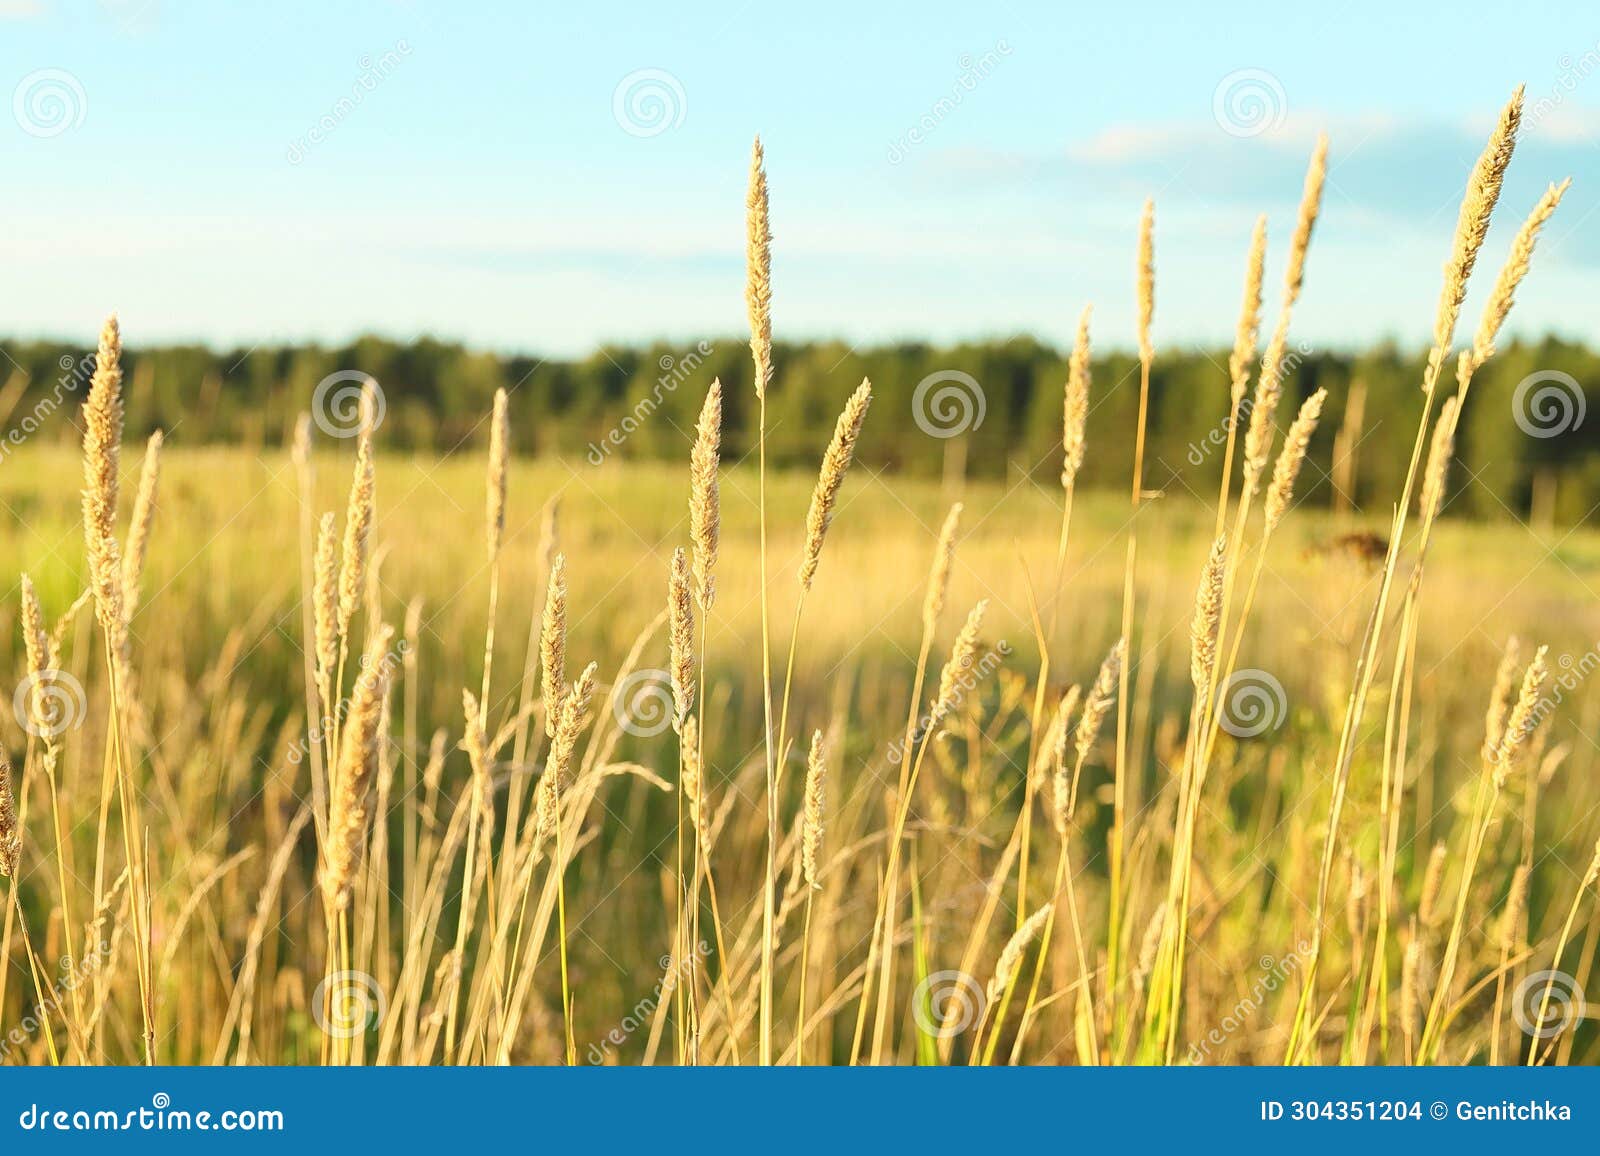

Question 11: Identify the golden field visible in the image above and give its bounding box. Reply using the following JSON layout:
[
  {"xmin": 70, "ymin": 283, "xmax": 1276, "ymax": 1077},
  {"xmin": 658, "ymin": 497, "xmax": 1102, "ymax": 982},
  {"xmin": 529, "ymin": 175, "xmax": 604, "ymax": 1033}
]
[{"xmin": 1, "ymin": 88, "xmax": 1598, "ymax": 1067}]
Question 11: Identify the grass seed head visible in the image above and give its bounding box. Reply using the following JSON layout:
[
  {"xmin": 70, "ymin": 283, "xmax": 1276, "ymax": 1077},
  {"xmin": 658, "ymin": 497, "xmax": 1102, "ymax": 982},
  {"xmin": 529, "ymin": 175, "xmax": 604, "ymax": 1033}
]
[
  {"xmin": 337, "ymin": 398, "xmax": 377, "ymax": 636},
  {"xmin": 1471, "ymin": 179, "xmax": 1568, "ymax": 370},
  {"xmin": 313, "ymin": 511, "xmax": 339, "ymax": 684},
  {"xmin": 669, "ymin": 547, "xmax": 695, "ymax": 730},
  {"xmin": 82, "ymin": 314, "xmax": 125, "ymax": 631},
  {"xmin": 1428, "ymin": 87, "xmax": 1523, "ymax": 389},
  {"xmin": 461, "ymin": 687, "xmax": 494, "ymax": 828},
  {"xmin": 922, "ymin": 502, "xmax": 963, "ymax": 633},
  {"xmin": 320, "ymin": 624, "xmax": 395, "ymax": 912},
  {"xmin": 1418, "ymin": 840, "xmax": 1448, "ymax": 927},
  {"xmin": 1284, "ymin": 135, "xmax": 1327, "ymax": 309},
  {"xmin": 1189, "ymin": 538, "xmax": 1228, "ymax": 702},
  {"xmin": 1229, "ymin": 216, "xmax": 1268, "ymax": 402},
  {"xmin": 1500, "ymin": 863, "xmax": 1531, "ymax": 949},
  {"xmin": 1062, "ymin": 305, "xmax": 1093, "ymax": 490},
  {"xmin": 1136, "ymin": 199, "xmax": 1155, "ymax": 363},
  {"xmin": 746, "ymin": 136, "xmax": 773, "ymax": 400},
  {"xmin": 1420, "ymin": 395, "xmax": 1460, "ymax": 525},
  {"xmin": 1136, "ymin": 903, "xmax": 1168, "ymax": 983},
  {"xmin": 1492, "ymin": 644, "xmax": 1549, "ymax": 784},
  {"xmin": 802, "ymin": 729, "xmax": 826, "ymax": 888},
  {"xmin": 1401, "ymin": 934, "xmax": 1423, "ymax": 1028},
  {"xmin": 989, "ymin": 903, "xmax": 1053, "ymax": 1003},
  {"xmin": 680, "ymin": 715, "xmax": 705, "ymax": 844},
  {"xmin": 799, "ymin": 379, "xmax": 872, "ymax": 591},
  {"xmin": 1482, "ymin": 636, "xmax": 1523, "ymax": 762},
  {"xmin": 1264, "ymin": 387, "xmax": 1327, "ymax": 534},
  {"xmin": 540, "ymin": 554, "xmax": 568, "ymax": 738},
  {"xmin": 486, "ymin": 388, "xmax": 509, "ymax": 564},
  {"xmin": 931, "ymin": 599, "xmax": 988, "ymax": 727},
  {"xmin": 690, "ymin": 379, "xmax": 722, "ymax": 609},
  {"xmin": 1244, "ymin": 139, "xmax": 1327, "ymax": 493},
  {"xmin": 1049, "ymin": 685, "xmax": 1083, "ymax": 835},
  {"xmin": 538, "ymin": 661, "xmax": 598, "ymax": 840},
  {"xmin": 1074, "ymin": 638, "xmax": 1125, "ymax": 774},
  {"xmin": 0, "ymin": 745, "xmax": 19, "ymax": 877},
  {"xmin": 121, "ymin": 429, "xmax": 163, "ymax": 618},
  {"xmin": 19, "ymin": 575, "xmax": 56, "ymax": 732}
]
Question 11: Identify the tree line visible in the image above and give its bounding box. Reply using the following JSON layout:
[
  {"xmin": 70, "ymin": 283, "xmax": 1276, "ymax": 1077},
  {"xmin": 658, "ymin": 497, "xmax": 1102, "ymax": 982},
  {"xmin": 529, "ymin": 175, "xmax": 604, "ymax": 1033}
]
[{"xmin": 1, "ymin": 331, "xmax": 1594, "ymax": 522}]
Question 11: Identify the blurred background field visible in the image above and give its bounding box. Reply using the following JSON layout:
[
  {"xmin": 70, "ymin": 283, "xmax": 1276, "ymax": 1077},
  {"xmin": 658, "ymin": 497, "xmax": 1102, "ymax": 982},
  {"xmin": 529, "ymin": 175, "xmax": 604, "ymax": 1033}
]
[{"xmin": 8, "ymin": 440, "xmax": 1600, "ymax": 756}]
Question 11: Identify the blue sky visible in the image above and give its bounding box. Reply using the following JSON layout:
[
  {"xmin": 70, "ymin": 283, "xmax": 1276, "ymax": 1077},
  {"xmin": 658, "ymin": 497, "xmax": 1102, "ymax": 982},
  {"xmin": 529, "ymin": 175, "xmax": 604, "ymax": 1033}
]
[{"xmin": 2, "ymin": 0, "xmax": 1598, "ymax": 356}]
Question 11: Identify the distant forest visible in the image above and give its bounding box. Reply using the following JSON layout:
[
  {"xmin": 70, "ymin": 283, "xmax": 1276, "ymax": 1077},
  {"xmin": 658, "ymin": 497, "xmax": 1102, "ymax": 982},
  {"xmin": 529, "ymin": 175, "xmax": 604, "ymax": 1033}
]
[{"xmin": 2, "ymin": 331, "xmax": 1596, "ymax": 523}]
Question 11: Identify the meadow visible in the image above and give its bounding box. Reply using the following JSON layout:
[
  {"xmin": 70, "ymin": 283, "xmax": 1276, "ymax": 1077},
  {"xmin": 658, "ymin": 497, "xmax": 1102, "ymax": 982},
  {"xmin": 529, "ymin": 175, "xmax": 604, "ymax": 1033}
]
[{"xmin": 2, "ymin": 86, "xmax": 1598, "ymax": 1066}]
